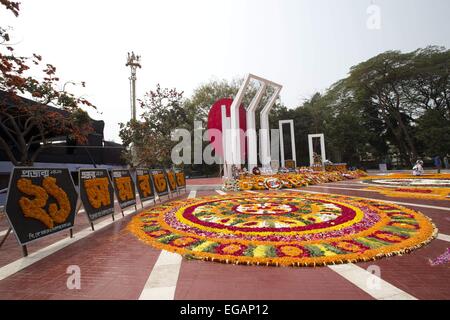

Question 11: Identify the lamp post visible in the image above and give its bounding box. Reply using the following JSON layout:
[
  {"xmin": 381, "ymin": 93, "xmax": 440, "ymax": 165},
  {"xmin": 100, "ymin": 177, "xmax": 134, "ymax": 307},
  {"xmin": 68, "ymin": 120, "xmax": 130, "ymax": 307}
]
[{"xmin": 126, "ymin": 52, "xmax": 141, "ymax": 121}]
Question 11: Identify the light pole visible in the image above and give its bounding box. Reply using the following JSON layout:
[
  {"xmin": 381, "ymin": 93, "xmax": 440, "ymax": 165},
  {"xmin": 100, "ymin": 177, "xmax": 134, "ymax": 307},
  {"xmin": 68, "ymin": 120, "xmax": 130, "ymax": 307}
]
[{"xmin": 126, "ymin": 52, "xmax": 141, "ymax": 121}]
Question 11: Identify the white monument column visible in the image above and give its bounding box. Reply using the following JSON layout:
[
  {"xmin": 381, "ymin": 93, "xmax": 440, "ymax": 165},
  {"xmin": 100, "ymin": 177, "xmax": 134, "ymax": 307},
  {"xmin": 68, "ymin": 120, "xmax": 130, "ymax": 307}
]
[
  {"xmin": 246, "ymin": 83, "xmax": 266, "ymax": 171},
  {"xmin": 225, "ymin": 73, "xmax": 282, "ymax": 176},
  {"xmin": 221, "ymin": 104, "xmax": 231, "ymax": 178},
  {"xmin": 260, "ymin": 85, "xmax": 282, "ymax": 168},
  {"xmin": 229, "ymin": 75, "xmax": 250, "ymax": 167},
  {"xmin": 279, "ymin": 120, "xmax": 296, "ymax": 168},
  {"xmin": 308, "ymin": 133, "xmax": 326, "ymax": 166}
]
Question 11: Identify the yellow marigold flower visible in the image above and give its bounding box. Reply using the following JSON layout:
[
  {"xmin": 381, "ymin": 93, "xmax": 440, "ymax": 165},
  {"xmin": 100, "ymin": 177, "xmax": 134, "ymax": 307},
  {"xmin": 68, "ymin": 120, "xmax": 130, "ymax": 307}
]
[
  {"xmin": 280, "ymin": 246, "xmax": 303, "ymax": 257},
  {"xmin": 173, "ymin": 237, "xmax": 196, "ymax": 246},
  {"xmin": 222, "ymin": 244, "xmax": 242, "ymax": 254}
]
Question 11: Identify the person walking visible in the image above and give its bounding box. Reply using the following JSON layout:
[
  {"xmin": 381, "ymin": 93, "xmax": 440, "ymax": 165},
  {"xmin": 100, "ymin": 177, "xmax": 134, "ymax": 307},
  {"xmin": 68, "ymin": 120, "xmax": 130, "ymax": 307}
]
[
  {"xmin": 434, "ymin": 155, "xmax": 442, "ymax": 174},
  {"xmin": 444, "ymin": 155, "xmax": 449, "ymax": 170}
]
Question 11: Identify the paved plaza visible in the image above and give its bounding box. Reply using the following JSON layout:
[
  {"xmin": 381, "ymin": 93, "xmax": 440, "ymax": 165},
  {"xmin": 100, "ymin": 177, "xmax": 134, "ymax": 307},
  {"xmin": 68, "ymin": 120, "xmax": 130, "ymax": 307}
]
[{"xmin": 0, "ymin": 177, "xmax": 448, "ymax": 300}]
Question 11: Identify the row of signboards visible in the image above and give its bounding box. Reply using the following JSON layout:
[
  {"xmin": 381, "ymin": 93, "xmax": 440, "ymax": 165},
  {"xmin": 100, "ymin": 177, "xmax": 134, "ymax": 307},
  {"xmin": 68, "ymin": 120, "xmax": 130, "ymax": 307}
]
[{"xmin": 4, "ymin": 167, "xmax": 186, "ymax": 247}]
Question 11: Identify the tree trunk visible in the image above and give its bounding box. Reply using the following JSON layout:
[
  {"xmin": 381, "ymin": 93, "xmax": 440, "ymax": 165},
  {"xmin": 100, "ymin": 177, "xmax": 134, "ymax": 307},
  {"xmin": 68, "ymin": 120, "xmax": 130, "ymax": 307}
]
[
  {"xmin": 0, "ymin": 137, "xmax": 19, "ymax": 165},
  {"xmin": 390, "ymin": 109, "xmax": 417, "ymax": 164}
]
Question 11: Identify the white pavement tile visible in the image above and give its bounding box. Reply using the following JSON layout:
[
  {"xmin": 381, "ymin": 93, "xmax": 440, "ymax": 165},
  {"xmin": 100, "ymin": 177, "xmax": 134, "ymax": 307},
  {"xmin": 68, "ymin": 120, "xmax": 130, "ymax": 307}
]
[
  {"xmin": 139, "ymin": 286, "xmax": 177, "ymax": 301},
  {"xmin": 328, "ymin": 263, "xmax": 417, "ymax": 300},
  {"xmin": 188, "ymin": 190, "xmax": 197, "ymax": 199},
  {"xmin": 139, "ymin": 192, "xmax": 195, "ymax": 300},
  {"xmin": 138, "ymin": 249, "xmax": 183, "ymax": 300},
  {"xmin": 437, "ymin": 233, "xmax": 450, "ymax": 242},
  {"xmin": 0, "ymin": 229, "xmax": 12, "ymax": 237}
]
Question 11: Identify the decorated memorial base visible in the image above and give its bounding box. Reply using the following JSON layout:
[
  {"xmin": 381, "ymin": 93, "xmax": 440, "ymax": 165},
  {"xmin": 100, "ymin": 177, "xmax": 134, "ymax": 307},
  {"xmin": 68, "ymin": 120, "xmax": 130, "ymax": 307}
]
[
  {"xmin": 128, "ymin": 191, "xmax": 437, "ymax": 267},
  {"xmin": 224, "ymin": 170, "xmax": 367, "ymax": 192}
]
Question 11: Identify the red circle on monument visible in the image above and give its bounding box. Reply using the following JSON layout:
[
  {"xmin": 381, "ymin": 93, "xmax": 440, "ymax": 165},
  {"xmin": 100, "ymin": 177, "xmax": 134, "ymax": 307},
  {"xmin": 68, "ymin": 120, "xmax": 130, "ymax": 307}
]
[{"xmin": 207, "ymin": 98, "xmax": 247, "ymax": 158}]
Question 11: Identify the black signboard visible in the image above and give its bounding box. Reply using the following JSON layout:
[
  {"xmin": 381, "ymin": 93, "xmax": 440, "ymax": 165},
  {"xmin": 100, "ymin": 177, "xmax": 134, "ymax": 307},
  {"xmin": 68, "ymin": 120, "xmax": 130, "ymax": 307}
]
[
  {"xmin": 166, "ymin": 169, "xmax": 178, "ymax": 193},
  {"xmin": 175, "ymin": 169, "xmax": 186, "ymax": 191},
  {"xmin": 136, "ymin": 168, "xmax": 155, "ymax": 204},
  {"xmin": 151, "ymin": 169, "xmax": 169, "ymax": 196},
  {"xmin": 5, "ymin": 167, "xmax": 78, "ymax": 245},
  {"xmin": 79, "ymin": 169, "xmax": 115, "ymax": 222},
  {"xmin": 111, "ymin": 169, "xmax": 137, "ymax": 209}
]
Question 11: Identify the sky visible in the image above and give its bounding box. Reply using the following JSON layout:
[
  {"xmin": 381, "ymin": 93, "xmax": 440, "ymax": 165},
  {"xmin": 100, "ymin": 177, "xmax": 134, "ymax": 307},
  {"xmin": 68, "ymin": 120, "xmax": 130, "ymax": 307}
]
[{"xmin": 2, "ymin": 0, "xmax": 449, "ymax": 142}]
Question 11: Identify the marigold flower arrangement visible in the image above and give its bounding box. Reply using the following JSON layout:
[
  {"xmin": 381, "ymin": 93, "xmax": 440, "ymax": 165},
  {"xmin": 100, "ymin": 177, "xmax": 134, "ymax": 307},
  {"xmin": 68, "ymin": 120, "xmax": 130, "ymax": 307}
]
[
  {"xmin": 153, "ymin": 173, "xmax": 167, "ymax": 193},
  {"xmin": 224, "ymin": 170, "xmax": 366, "ymax": 191},
  {"xmin": 366, "ymin": 186, "xmax": 450, "ymax": 201},
  {"xmin": 138, "ymin": 175, "xmax": 152, "ymax": 197},
  {"xmin": 167, "ymin": 171, "xmax": 177, "ymax": 190},
  {"xmin": 176, "ymin": 172, "xmax": 186, "ymax": 187},
  {"xmin": 84, "ymin": 177, "xmax": 111, "ymax": 208},
  {"xmin": 115, "ymin": 176, "xmax": 134, "ymax": 201},
  {"xmin": 128, "ymin": 192, "xmax": 436, "ymax": 267},
  {"xmin": 17, "ymin": 177, "xmax": 71, "ymax": 228}
]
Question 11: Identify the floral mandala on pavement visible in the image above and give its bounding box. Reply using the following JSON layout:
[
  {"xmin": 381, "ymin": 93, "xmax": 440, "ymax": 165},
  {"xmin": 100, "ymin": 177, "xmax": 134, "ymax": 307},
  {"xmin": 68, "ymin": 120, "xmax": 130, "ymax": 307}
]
[
  {"xmin": 366, "ymin": 186, "xmax": 450, "ymax": 201},
  {"xmin": 128, "ymin": 192, "xmax": 437, "ymax": 267}
]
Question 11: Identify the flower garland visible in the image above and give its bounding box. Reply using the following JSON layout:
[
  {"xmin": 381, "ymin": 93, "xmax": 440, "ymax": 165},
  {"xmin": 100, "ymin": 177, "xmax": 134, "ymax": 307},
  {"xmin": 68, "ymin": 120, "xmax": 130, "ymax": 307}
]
[
  {"xmin": 43, "ymin": 176, "xmax": 71, "ymax": 224},
  {"xmin": 17, "ymin": 177, "xmax": 71, "ymax": 228},
  {"xmin": 137, "ymin": 175, "xmax": 152, "ymax": 198},
  {"xmin": 362, "ymin": 173, "xmax": 450, "ymax": 180},
  {"xmin": 167, "ymin": 171, "xmax": 177, "ymax": 191},
  {"xmin": 152, "ymin": 173, "xmax": 168, "ymax": 193},
  {"xmin": 114, "ymin": 176, "xmax": 134, "ymax": 201},
  {"xmin": 366, "ymin": 186, "xmax": 450, "ymax": 201},
  {"xmin": 223, "ymin": 170, "xmax": 366, "ymax": 191},
  {"xmin": 84, "ymin": 177, "xmax": 111, "ymax": 208},
  {"xmin": 17, "ymin": 178, "xmax": 52, "ymax": 228},
  {"xmin": 176, "ymin": 172, "xmax": 186, "ymax": 187},
  {"xmin": 128, "ymin": 192, "xmax": 437, "ymax": 267}
]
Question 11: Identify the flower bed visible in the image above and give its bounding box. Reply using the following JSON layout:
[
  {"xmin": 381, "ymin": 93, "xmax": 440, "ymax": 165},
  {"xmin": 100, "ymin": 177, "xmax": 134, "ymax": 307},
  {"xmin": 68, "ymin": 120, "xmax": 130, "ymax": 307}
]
[
  {"xmin": 223, "ymin": 170, "xmax": 367, "ymax": 192},
  {"xmin": 128, "ymin": 192, "xmax": 437, "ymax": 267}
]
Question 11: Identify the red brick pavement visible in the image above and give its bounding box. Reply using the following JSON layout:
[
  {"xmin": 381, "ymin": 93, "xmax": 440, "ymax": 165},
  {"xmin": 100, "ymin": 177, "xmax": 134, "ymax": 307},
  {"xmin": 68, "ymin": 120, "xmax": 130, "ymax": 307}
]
[
  {"xmin": 175, "ymin": 260, "xmax": 373, "ymax": 300},
  {"xmin": 357, "ymin": 239, "xmax": 450, "ymax": 300},
  {"xmin": 187, "ymin": 178, "xmax": 222, "ymax": 186},
  {"xmin": 0, "ymin": 185, "xmax": 448, "ymax": 300},
  {"xmin": 0, "ymin": 193, "xmax": 188, "ymax": 300}
]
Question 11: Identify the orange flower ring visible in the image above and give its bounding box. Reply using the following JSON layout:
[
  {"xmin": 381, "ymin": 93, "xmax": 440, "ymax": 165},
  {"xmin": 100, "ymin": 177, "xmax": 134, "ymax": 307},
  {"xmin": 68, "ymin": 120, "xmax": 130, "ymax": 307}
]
[{"xmin": 128, "ymin": 192, "xmax": 437, "ymax": 267}]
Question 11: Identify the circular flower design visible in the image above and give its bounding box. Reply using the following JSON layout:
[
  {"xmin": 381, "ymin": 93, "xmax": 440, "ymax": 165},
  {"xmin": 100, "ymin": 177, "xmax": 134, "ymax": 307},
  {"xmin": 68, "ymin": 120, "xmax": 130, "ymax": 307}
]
[
  {"xmin": 233, "ymin": 203, "xmax": 297, "ymax": 215},
  {"xmin": 128, "ymin": 192, "xmax": 437, "ymax": 267},
  {"xmin": 364, "ymin": 178, "xmax": 450, "ymax": 187}
]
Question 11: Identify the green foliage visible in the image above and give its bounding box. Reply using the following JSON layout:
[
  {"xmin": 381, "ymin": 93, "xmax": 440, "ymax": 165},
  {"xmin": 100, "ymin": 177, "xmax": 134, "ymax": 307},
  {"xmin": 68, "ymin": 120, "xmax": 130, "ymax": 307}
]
[
  {"xmin": 120, "ymin": 46, "xmax": 449, "ymax": 171},
  {"xmin": 119, "ymin": 84, "xmax": 186, "ymax": 167},
  {"xmin": 0, "ymin": 2, "xmax": 95, "ymax": 166},
  {"xmin": 416, "ymin": 109, "xmax": 450, "ymax": 157},
  {"xmin": 268, "ymin": 46, "xmax": 450, "ymax": 168}
]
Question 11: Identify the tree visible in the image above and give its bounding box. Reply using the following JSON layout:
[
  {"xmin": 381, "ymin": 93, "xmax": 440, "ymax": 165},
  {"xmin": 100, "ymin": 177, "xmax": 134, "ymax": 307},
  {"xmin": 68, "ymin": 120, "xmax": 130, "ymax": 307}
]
[
  {"xmin": 0, "ymin": 1, "xmax": 95, "ymax": 165},
  {"xmin": 344, "ymin": 46, "xmax": 450, "ymax": 165},
  {"xmin": 119, "ymin": 84, "xmax": 186, "ymax": 167},
  {"xmin": 416, "ymin": 109, "xmax": 450, "ymax": 157}
]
